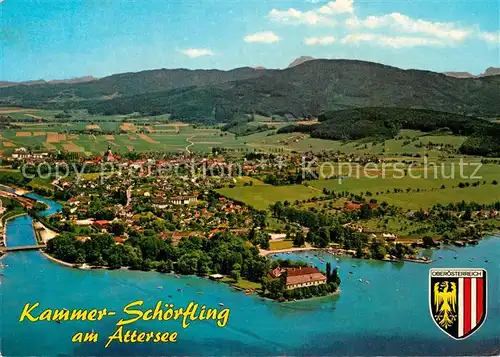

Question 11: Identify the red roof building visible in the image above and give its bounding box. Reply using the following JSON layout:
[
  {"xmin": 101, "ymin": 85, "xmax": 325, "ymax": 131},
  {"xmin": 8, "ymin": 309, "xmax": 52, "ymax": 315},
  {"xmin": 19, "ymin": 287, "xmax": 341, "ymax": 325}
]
[
  {"xmin": 271, "ymin": 266, "xmax": 327, "ymax": 290},
  {"xmin": 93, "ymin": 220, "xmax": 110, "ymax": 229}
]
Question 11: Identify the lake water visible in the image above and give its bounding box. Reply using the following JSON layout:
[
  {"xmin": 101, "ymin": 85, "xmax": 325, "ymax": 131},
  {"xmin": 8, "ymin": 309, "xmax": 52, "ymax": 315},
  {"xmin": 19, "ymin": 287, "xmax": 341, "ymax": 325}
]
[
  {"xmin": 1, "ymin": 195, "xmax": 499, "ymax": 356},
  {"xmin": 24, "ymin": 192, "xmax": 63, "ymax": 216}
]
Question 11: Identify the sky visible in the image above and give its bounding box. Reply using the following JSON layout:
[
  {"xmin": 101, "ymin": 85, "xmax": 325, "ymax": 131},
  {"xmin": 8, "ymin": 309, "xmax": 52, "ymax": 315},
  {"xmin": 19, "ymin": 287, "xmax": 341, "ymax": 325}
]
[{"xmin": 1, "ymin": 0, "xmax": 499, "ymax": 81}]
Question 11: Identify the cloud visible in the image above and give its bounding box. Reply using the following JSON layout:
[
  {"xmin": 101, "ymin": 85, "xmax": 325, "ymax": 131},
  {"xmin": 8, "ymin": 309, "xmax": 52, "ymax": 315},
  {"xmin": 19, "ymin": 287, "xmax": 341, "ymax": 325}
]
[
  {"xmin": 317, "ymin": 0, "xmax": 354, "ymax": 15},
  {"xmin": 304, "ymin": 36, "xmax": 336, "ymax": 45},
  {"xmin": 269, "ymin": 8, "xmax": 335, "ymax": 26},
  {"xmin": 179, "ymin": 48, "xmax": 214, "ymax": 58},
  {"xmin": 341, "ymin": 33, "xmax": 446, "ymax": 48},
  {"xmin": 345, "ymin": 13, "xmax": 470, "ymax": 41},
  {"xmin": 244, "ymin": 31, "xmax": 280, "ymax": 44},
  {"xmin": 269, "ymin": 0, "xmax": 352, "ymax": 26},
  {"xmin": 478, "ymin": 31, "xmax": 500, "ymax": 44}
]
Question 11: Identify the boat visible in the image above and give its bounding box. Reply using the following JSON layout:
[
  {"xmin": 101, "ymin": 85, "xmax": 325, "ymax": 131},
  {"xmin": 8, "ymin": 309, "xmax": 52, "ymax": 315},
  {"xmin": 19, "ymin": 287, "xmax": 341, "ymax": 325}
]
[
  {"xmin": 0, "ymin": 264, "xmax": 8, "ymax": 269},
  {"xmin": 358, "ymin": 278, "xmax": 363, "ymax": 282},
  {"xmin": 453, "ymin": 256, "xmax": 458, "ymax": 259},
  {"xmin": 484, "ymin": 259, "xmax": 489, "ymax": 263},
  {"xmin": 365, "ymin": 280, "xmax": 370, "ymax": 284},
  {"xmin": 56, "ymin": 320, "xmax": 61, "ymax": 324},
  {"xmin": 157, "ymin": 285, "xmax": 163, "ymax": 289},
  {"xmin": 177, "ymin": 288, "xmax": 183, "ymax": 292},
  {"xmin": 175, "ymin": 274, "xmax": 180, "ymax": 279},
  {"xmin": 219, "ymin": 302, "xmax": 224, "ymax": 306},
  {"xmin": 197, "ymin": 292, "xmax": 204, "ymax": 295}
]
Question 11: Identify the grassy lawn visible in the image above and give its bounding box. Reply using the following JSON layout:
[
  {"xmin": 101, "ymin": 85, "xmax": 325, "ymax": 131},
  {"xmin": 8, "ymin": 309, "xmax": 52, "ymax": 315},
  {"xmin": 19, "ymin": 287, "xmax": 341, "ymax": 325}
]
[
  {"xmin": 376, "ymin": 184, "xmax": 500, "ymax": 210},
  {"xmin": 221, "ymin": 277, "xmax": 261, "ymax": 290},
  {"xmin": 216, "ymin": 184, "xmax": 323, "ymax": 210},
  {"xmin": 269, "ymin": 240, "xmax": 294, "ymax": 250},
  {"xmin": 358, "ymin": 216, "xmax": 434, "ymax": 237},
  {"xmin": 28, "ymin": 177, "xmax": 54, "ymax": 191}
]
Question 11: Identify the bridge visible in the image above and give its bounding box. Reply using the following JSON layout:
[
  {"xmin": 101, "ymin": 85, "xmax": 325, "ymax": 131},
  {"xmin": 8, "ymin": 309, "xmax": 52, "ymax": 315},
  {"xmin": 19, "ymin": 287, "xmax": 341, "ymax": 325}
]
[{"xmin": 1, "ymin": 244, "xmax": 46, "ymax": 252}]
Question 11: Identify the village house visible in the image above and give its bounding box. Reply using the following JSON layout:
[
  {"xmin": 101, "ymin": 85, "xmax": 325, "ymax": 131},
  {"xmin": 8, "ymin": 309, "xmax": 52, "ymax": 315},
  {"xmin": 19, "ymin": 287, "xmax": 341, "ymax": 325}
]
[
  {"xmin": 271, "ymin": 266, "xmax": 327, "ymax": 290},
  {"xmin": 11, "ymin": 147, "xmax": 49, "ymax": 160},
  {"xmin": 152, "ymin": 197, "xmax": 170, "ymax": 209},
  {"xmin": 171, "ymin": 195, "xmax": 198, "ymax": 205},
  {"xmin": 92, "ymin": 220, "xmax": 110, "ymax": 231}
]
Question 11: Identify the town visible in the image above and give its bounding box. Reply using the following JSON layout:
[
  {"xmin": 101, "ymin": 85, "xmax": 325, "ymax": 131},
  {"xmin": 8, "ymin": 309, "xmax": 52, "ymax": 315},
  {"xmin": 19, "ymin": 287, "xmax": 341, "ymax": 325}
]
[{"xmin": 2, "ymin": 139, "xmax": 499, "ymax": 301}]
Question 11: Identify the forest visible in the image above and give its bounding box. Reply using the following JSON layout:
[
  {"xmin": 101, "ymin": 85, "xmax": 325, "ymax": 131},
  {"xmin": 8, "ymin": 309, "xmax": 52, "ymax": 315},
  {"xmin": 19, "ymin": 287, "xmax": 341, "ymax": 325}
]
[{"xmin": 277, "ymin": 108, "xmax": 500, "ymax": 156}]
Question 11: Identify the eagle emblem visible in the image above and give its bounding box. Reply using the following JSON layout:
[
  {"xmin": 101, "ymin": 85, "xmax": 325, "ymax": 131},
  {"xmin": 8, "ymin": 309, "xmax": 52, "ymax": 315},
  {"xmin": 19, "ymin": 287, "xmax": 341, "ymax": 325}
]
[
  {"xmin": 429, "ymin": 268, "xmax": 487, "ymax": 339},
  {"xmin": 433, "ymin": 281, "xmax": 457, "ymax": 329}
]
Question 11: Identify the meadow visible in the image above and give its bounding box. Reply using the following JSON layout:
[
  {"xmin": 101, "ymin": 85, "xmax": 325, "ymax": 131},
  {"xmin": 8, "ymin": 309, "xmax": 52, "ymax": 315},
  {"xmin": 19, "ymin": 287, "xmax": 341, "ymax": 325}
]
[
  {"xmin": 216, "ymin": 184, "xmax": 323, "ymax": 210},
  {"xmin": 216, "ymin": 164, "xmax": 500, "ymax": 211},
  {"xmin": 1, "ymin": 108, "xmax": 474, "ymax": 158}
]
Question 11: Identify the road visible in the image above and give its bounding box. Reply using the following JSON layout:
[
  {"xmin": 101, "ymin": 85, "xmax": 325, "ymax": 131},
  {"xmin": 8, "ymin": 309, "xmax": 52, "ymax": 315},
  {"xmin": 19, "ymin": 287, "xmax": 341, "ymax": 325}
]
[{"xmin": 185, "ymin": 135, "xmax": 195, "ymax": 154}]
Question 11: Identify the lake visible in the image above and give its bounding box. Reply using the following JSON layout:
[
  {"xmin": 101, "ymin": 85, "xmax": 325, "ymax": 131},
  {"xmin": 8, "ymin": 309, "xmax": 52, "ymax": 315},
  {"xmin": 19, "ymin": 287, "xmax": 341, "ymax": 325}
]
[{"xmin": 0, "ymin": 194, "xmax": 498, "ymax": 356}]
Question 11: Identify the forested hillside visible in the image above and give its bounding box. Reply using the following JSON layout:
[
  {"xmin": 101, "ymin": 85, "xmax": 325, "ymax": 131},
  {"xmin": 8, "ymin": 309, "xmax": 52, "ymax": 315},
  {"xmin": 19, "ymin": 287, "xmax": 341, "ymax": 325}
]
[
  {"xmin": 277, "ymin": 107, "xmax": 500, "ymax": 156},
  {"xmin": 1, "ymin": 60, "xmax": 499, "ymax": 120}
]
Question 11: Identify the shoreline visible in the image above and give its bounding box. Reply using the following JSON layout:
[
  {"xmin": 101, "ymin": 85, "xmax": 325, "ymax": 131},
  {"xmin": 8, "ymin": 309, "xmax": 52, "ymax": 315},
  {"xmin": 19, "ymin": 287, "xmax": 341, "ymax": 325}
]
[
  {"xmin": 37, "ymin": 234, "xmax": 500, "ymax": 272},
  {"xmin": 40, "ymin": 250, "xmax": 75, "ymax": 268}
]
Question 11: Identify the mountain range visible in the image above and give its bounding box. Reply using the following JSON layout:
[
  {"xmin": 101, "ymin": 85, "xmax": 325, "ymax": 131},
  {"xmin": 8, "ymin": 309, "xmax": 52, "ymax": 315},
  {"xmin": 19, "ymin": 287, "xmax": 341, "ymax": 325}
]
[
  {"xmin": 0, "ymin": 59, "xmax": 499, "ymax": 121},
  {"xmin": 442, "ymin": 67, "xmax": 500, "ymax": 78},
  {"xmin": 0, "ymin": 76, "xmax": 98, "ymax": 88}
]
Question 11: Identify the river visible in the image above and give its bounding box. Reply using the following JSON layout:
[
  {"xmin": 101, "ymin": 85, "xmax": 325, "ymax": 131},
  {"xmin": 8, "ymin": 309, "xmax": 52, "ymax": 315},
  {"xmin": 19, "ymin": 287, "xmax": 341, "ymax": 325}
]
[{"xmin": 1, "ymin": 194, "xmax": 499, "ymax": 356}]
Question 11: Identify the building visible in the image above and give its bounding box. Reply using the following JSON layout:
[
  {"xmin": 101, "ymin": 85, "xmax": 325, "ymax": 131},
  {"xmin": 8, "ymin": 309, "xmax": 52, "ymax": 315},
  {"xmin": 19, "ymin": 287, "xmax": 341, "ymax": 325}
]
[
  {"xmin": 152, "ymin": 197, "xmax": 170, "ymax": 209},
  {"xmin": 92, "ymin": 220, "xmax": 110, "ymax": 231},
  {"xmin": 171, "ymin": 195, "xmax": 197, "ymax": 205},
  {"xmin": 11, "ymin": 147, "xmax": 49, "ymax": 160},
  {"xmin": 271, "ymin": 266, "xmax": 327, "ymax": 290}
]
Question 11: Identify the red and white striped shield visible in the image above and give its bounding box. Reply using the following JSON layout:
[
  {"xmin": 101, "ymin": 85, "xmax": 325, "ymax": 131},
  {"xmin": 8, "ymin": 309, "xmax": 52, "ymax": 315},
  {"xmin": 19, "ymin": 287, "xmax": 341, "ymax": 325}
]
[{"xmin": 429, "ymin": 268, "xmax": 487, "ymax": 339}]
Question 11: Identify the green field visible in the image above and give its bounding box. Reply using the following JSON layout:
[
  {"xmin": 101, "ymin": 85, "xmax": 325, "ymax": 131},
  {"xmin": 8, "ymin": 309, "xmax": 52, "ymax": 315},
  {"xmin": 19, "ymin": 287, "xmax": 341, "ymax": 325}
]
[
  {"xmin": 376, "ymin": 184, "xmax": 500, "ymax": 210},
  {"xmin": 0, "ymin": 108, "xmax": 494, "ymax": 159},
  {"xmin": 216, "ymin": 184, "xmax": 323, "ymax": 210},
  {"xmin": 216, "ymin": 164, "xmax": 500, "ymax": 210},
  {"xmin": 269, "ymin": 240, "xmax": 294, "ymax": 250}
]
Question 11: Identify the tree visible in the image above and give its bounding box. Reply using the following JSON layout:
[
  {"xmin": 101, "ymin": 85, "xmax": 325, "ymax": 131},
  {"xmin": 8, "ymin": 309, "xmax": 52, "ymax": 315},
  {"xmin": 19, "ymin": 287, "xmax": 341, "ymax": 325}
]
[
  {"xmin": 265, "ymin": 278, "xmax": 285, "ymax": 300},
  {"xmin": 230, "ymin": 269, "xmax": 241, "ymax": 282},
  {"xmin": 461, "ymin": 208, "xmax": 472, "ymax": 221},
  {"xmin": 422, "ymin": 236, "xmax": 436, "ymax": 248},
  {"xmin": 111, "ymin": 220, "xmax": 126, "ymax": 236},
  {"xmin": 373, "ymin": 245, "xmax": 387, "ymax": 260},
  {"xmin": 293, "ymin": 231, "xmax": 306, "ymax": 247}
]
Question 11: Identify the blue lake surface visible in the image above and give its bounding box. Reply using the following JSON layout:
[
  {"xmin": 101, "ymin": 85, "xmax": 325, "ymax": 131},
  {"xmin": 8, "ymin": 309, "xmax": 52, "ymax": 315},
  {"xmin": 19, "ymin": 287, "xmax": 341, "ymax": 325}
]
[{"xmin": 1, "ymin": 196, "xmax": 499, "ymax": 356}]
